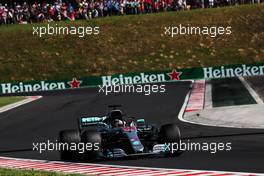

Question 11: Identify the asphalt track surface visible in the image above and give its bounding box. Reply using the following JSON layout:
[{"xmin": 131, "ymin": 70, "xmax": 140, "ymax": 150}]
[{"xmin": 0, "ymin": 81, "xmax": 264, "ymax": 173}]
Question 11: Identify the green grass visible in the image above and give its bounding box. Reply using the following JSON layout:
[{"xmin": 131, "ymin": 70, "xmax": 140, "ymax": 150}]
[
  {"xmin": 0, "ymin": 4, "xmax": 263, "ymax": 82},
  {"xmin": 0, "ymin": 96, "xmax": 25, "ymax": 107},
  {"xmin": 0, "ymin": 168, "xmax": 84, "ymax": 176}
]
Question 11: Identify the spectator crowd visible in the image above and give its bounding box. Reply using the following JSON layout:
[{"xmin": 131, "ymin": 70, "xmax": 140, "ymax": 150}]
[{"xmin": 0, "ymin": 0, "xmax": 262, "ymax": 25}]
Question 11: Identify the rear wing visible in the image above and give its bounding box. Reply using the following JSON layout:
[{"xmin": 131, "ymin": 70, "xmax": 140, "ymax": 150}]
[{"xmin": 78, "ymin": 116, "xmax": 107, "ymax": 130}]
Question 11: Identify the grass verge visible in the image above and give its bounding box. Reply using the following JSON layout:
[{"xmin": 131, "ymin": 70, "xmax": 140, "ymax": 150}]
[
  {"xmin": 0, "ymin": 97, "xmax": 25, "ymax": 107},
  {"xmin": 0, "ymin": 167, "xmax": 84, "ymax": 176},
  {"xmin": 0, "ymin": 4, "xmax": 263, "ymax": 82}
]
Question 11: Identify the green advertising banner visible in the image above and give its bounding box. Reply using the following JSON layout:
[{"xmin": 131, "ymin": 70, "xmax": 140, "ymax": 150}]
[
  {"xmin": 203, "ymin": 63, "xmax": 264, "ymax": 79},
  {"xmin": 1, "ymin": 62, "xmax": 264, "ymax": 95}
]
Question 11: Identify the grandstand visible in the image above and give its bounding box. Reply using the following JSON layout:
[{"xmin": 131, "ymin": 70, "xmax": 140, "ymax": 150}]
[{"xmin": 0, "ymin": 0, "xmax": 263, "ymax": 26}]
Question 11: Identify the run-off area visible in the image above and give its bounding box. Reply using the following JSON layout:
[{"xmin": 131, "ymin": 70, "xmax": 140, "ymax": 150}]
[{"xmin": 210, "ymin": 78, "xmax": 257, "ymax": 107}]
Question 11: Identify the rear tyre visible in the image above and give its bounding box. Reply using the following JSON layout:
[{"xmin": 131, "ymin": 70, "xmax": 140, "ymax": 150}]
[
  {"xmin": 159, "ymin": 123, "xmax": 181, "ymax": 156},
  {"xmin": 81, "ymin": 130, "xmax": 102, "ymax": 161},
  {"xmin": 59, "ymin": 129, "xmax": 81, "ymax": 161}
]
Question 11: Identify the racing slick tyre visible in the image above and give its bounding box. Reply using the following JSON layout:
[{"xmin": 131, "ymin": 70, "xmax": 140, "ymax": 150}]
[
  {"xmin": 159, "ymin": 123, "xmax": 182, "ymax": 156},
  {"xmin": 81, "ymin": 130, "xmax": 102, "ymax": 161},
  {"xmin": 59, "ymin": 129, "xmax": 81, "ymax": 161}
]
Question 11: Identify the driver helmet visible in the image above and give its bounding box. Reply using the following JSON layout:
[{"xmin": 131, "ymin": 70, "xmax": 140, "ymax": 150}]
[{"xmin": 113, "ymin": 119, "xmax": 124, "ymax": 127}]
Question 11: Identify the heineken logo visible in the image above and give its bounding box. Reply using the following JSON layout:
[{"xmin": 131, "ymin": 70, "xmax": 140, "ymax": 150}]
[
  {"xmin": 167, "ymin": 69, "xmax": 182, "ymax": 80},
  {"xmin": 0, "ymin": 81, "xmax": 66, "ymax": 94},
  {"xmin": 101, "ymin": 70, "xmax": 182, "ymax": 86},
  {"xmin": 0, "ymin": 78, "xmax": 83, "ymax": 94},
  {"xmin": 68, "ymin": 78, "xmax": 82, "ymax": 88},
  {"xmin": 204, "ymin": 64, "xmax": 264, "ymax": 79}
]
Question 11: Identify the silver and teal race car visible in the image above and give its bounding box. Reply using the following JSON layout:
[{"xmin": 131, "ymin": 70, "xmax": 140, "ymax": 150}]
[{"xmin": 59, "ymin": 105, "xmax": 181, "ymax": 161}]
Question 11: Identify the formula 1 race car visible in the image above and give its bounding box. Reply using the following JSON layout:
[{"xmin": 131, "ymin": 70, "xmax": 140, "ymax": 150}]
[{"xmin": 59, "ymin": 105, "xmax": 181, "ymax": 161}]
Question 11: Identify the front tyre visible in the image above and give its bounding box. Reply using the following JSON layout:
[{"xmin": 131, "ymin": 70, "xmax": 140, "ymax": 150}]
[
  {"xmin": 59, "ymin": 129, "xmax": 81, "ymax": 161},
  {"xmin": 159, "ymin": 123, "xmax": 181, "ymax": 156},
  {"xmin": 81, "ymin": 130, "xmax": 102, "ymax": 161}
]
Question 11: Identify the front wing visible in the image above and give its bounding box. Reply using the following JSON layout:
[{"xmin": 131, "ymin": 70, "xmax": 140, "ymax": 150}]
[{"xmin": 101, "ymin": 144, "xmax": 171, "ymax": 159}]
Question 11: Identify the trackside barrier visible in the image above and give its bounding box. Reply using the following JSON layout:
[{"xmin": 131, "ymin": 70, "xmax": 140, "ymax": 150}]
[{"xmin": 0, "ymin": 62, "xmax": 264, "ymax": 95}]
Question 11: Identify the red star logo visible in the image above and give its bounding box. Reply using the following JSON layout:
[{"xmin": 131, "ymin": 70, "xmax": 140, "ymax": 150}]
[
  {"xmin": 167, "ymin": 69, "xmax": 182, "ymax": 80},
  {"xmin": 68, "ymin": 78, "xmax": 82, "ymax": 88}
]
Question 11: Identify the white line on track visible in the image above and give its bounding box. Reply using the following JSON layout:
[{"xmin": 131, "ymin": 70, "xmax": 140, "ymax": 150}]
[
  {"xmin": 204, "ymin": 80, "xmax": 213, "ymax": 109},
  {"xmin": 177, "ymin": 80, "xmax": 194, "ymax": 123},
  {"xmin": 238, "ymin": 76, "xmax": 264, "ymax": 104},
  {"xmin": 0, "ymin": 96, "xmax": 42, "ymax": 114}
]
